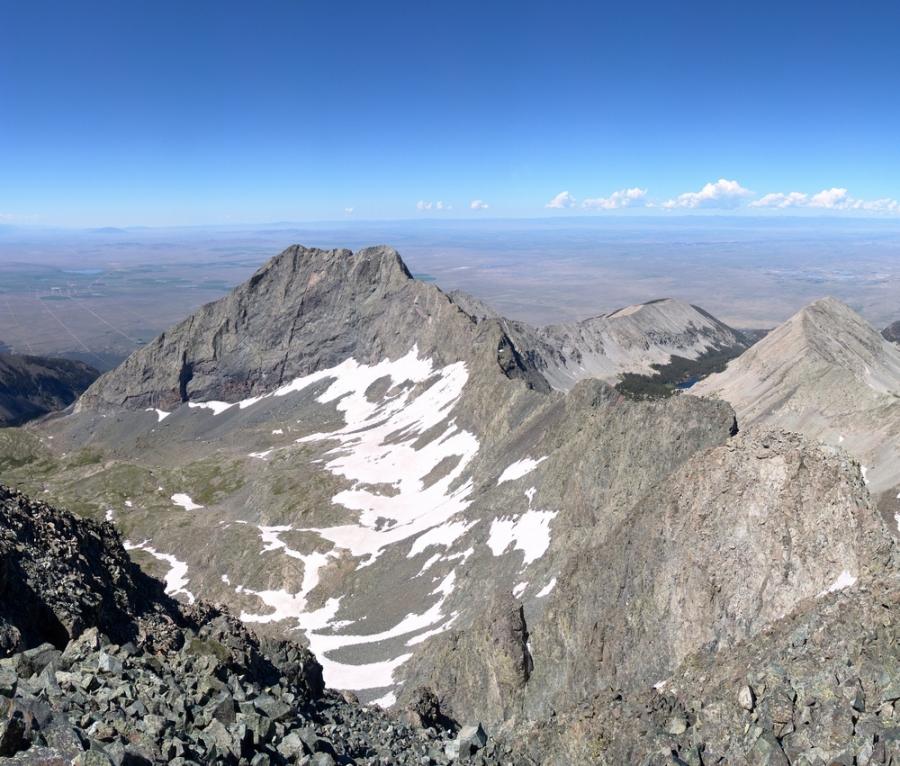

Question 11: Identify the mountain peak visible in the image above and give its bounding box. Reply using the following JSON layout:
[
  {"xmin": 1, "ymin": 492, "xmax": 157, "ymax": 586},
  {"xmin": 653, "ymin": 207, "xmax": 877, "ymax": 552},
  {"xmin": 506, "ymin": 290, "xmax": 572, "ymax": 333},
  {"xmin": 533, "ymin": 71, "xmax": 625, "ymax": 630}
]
[{"xmin": 691, "ymin": 295, "xmax": 900, "ymax": 491}]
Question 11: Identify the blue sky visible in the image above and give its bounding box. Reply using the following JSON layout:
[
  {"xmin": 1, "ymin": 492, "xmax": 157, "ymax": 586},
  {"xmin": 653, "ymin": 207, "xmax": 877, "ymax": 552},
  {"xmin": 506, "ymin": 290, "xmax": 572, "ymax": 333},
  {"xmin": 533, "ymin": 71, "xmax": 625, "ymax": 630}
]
[{"xmin": 1, "ymin": 1, "xmax": 899, "ymax": 226}]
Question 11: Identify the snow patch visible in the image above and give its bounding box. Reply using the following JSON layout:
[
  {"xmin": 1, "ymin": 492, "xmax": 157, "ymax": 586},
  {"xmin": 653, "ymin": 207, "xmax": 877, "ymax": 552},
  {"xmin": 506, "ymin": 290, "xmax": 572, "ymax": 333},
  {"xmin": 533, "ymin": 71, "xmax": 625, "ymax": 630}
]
[
  {"xmin": 536, "ymin": 578, "xmax": 557, "ymax": 597},
  {"xmin": 145, "ymin": 408, "xmax": 170, "ymax": 422},
  {"xmin": 498, "ymin": 456, "xmax": 547, "ymax": 484},
  {"xmin": 415, "ymin": 554, "xmax": 442, "ymax": 576},
  {"xmin": 861, "ymin": 465, "xmax": 869, "ymax": 485},
  {"xmin": 272, "ymin": 429, "xmax": 283, "ymax": 435},
  {"xmin": 407, "ymin": 520, "xmax": 477, "ymax": 558},
  {"xmin": 370, "ymin": 691, "xmax": 397, "ymax": 709},
  {"xmin": 513, "ymin": 582, "xmax": 528, "ymax": 599},
  {"xmin": 818, "ymin": 570, "xmax": 858, "ymax": 597},
  {"xmin": 487, "ymin": 510, "xmax": 558, "ymax": 566},
  {"xmin": 188, "ymin": 401, "xmax": 235, "ymax": 416},
  {"xmin": 125, "ymin": 500, "xmax": 132, "ymax": 508},
  {"xmin": 249, "ymin": 449, "xmax": 273, "ymax": 460},
  {"xmin": 171, "ymin": 493, "xmax": 203, "ymax": 511},
  {"xmin": 123, "ymin": 541, "xmax": 194, "ymax": 603},
  {"xmin": 212, "ymin": 347, "xmax": 481, "ymax": 692}
]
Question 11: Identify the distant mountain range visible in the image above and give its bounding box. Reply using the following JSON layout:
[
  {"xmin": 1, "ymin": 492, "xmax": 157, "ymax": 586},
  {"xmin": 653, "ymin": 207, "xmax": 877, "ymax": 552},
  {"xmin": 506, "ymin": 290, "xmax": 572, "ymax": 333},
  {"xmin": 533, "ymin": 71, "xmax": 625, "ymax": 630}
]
[{"xmin": 3, "ymin": 244, "xmax": 900, "ymax": 763}]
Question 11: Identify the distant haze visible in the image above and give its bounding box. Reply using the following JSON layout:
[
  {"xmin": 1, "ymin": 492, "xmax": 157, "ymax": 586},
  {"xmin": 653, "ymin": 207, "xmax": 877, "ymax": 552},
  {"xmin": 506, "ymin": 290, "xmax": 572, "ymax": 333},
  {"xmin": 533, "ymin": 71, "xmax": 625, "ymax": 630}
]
[{"xmin": 1, "ymin": 219, "xmax": 899, "ymax": 366}]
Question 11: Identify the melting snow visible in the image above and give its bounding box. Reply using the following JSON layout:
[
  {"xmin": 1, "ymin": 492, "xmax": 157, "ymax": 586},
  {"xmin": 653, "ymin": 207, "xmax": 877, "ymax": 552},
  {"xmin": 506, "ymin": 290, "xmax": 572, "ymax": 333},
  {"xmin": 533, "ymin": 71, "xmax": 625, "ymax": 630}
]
[
  {"xmin": 370, "ymin": 691, "xmax": 397, "ymax": 709},
  {"xmin": 536, "ymin": 577, "xmax": 557, "ymax": 597},
  {"xmin": 201, "ymin": 346, "xmax": 547, "ymax": 692},
  {"xmin": 125, "ymin": 500, "xmax": 133, "ymax": 507},
  {"xmin": 498, "ymin": 456, "xmax": 547, "ymax": 484},
  {"xmin": 188, "ymin": 401, "xmax": 235, "ymax": 416},
  {"xmin": 272, "ymin": 429, "xmax": 283, "ymax": 435},
  {"xmin": 861, "ymin": 465, "xmax": 869, "ymax": 485},
  {"xmin": 818, "ymin": 570, "xmax": 858, "ymax": 597},
  {"xmin": 487, "ymin": 510, "xmax": 558, "ymax": 566},
  {"xmin": 513, "ymin": 582, "xmax": 528, "ymax": 598},
  {"xmin": 104, "ymin": 509, "xmax": 114, "ymax": 522},
  {"xmin": 124, "ymin": 540, "xmax": 195, "ymax": 603},
  {"xmin": 145, "ymin": 408, "xmax": 171, "ymax": 422},
  {"xmin": 249, "ymin": 449, "xmax": 273, "ymax": 460},
  {"xmin": 407, "ymin": 520, "xmax": 477, "ymax": 559},
  {"xmin": 171, "ymin": 493, "xmax": 203, "ymax": 511}
]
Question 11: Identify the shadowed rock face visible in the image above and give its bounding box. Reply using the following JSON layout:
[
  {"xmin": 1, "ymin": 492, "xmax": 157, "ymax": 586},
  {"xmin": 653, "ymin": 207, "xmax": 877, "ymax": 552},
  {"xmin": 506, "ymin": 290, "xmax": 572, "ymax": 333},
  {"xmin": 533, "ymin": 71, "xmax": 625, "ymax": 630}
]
[{"xmin": 0, "ymin": 354, "xmax": 99, "ymax": 426}]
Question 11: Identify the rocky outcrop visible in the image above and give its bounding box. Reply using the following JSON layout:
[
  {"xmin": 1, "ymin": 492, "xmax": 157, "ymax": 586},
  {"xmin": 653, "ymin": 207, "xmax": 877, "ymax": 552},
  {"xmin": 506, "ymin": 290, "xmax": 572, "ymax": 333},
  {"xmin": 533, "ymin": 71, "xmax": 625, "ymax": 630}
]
[
  {"xmin": 0, "ymin": 354, "xmax": 99, "ymax": 426},
  {"xmin": 513, "ymin": 573, "xmax": 900, "ymax": 765},
  {"xmin": 0, "ymin": 484, "xmax": 170, "ymax": 655},
  {"xmin": 525, "ymin": 426, "xmax": 895, "ymax": 719},
  {"xmin": 398, "ymin": 592, "xmax": 532, "ymax": 727},
  {"xmin": 450, "ymin": 291, "xmax": 748, "ymax": 390}
]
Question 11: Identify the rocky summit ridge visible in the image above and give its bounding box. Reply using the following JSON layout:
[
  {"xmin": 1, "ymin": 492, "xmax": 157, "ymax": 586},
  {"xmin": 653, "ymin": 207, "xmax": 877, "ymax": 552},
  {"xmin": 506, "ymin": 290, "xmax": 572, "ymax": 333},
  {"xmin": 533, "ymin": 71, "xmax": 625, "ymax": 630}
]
[
  {"xmin": 449, "ymin": 290, "xmax": 748, "ymax": 391},
  {"xmin": 4, "ymin": 245, "xmax": 900, "ymax": 764}
]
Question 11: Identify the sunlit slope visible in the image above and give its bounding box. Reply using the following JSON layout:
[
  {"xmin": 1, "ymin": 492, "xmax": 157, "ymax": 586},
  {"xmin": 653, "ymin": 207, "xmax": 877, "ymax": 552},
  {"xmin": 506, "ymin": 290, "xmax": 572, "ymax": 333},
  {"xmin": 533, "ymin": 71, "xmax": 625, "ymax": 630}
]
[
  {"xmin": 450, "ymin": 290, "xmax": 747, "ymax": 390},
  {"xmin": 691, "ymin": 296, "xmax": 900, "ymax": 493}
]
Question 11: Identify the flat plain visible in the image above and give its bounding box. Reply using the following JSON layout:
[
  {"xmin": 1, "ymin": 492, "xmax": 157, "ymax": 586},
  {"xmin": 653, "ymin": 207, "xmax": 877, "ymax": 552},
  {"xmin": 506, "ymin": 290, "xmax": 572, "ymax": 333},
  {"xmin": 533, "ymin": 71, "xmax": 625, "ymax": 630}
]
[{"xmin": 1, "ymin": 217, "xmax": 899, "ymax": 368}]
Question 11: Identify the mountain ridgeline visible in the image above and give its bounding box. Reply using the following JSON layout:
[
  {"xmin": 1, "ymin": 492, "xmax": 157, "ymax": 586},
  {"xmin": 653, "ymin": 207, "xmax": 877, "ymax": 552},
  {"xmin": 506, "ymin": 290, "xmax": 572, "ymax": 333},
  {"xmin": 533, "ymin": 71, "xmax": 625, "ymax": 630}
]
[{"xmin": 3, "ymin": 244, "xmax": 900, "ymax": 764}]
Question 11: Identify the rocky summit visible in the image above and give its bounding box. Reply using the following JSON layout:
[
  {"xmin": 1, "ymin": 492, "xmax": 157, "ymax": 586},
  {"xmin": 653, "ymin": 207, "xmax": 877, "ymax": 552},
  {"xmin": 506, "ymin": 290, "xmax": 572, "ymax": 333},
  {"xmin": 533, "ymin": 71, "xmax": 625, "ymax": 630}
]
[{"xmin": 4, "ymin": 244, "xmax": 900, "ymax": 764}]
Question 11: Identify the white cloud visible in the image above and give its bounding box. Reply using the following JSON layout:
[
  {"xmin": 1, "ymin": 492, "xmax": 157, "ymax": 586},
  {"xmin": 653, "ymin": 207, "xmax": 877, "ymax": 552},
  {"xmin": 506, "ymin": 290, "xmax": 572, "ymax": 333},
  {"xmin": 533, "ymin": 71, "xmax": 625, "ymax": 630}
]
[
  {"xmin": 0, "ymin": 213, "xmax": 40, "ymax": 221},
  {"xmin": 662, "ymin": 179, "xmax": 754, "ymax": 210},
  {"xmin": 809, "ymin": 187, "xmax": 852, "ymax": 210},
  {"xmin": 582, "ymin": 188, "xmax": 648, "ymax": 210},
  {"xmin": 744, "ymin": 187, "xmax": 899, "ymax": 214},
  {"xmin": 545, "ymin": 191, "xmax": 576, "ymax": 209},
  {"xmin": 344, "ymin": 207, "xmax": 354, "ymax": 214},
  {"xmin": 749, "ymin": 192, "xmax": 808, "ymax": 209},
  {"xmin": 852, "ymin": 197, "xmax": 899, "ymax": 212},
  {"xmin": 417, "ymin": 200, "xmax": 451, "ymax": 211},
  {"xmin": 471, "ymin": 199, "xmax": 489, "ymax": 210}
]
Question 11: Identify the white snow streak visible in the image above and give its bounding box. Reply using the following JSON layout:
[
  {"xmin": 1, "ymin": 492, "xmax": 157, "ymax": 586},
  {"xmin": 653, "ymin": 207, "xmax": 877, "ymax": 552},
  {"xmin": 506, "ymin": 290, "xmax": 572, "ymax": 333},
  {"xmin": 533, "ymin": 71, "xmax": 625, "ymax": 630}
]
[
  {"xmin": 171, "ymin": 493, "xmax": 203, "ymax": 511},
  {"xmin": 230, "ymin": 348, "xmax": 478, "ymax": 690},
  {"xmin": 536, "ymin": 577, "xmax": 557, "ymax": 597},
  {"xmin": 818, "ymin": 570, "xmax": 858, "ymax": 597},
  {"xmin": 123, "ymin": 540, "xmax": 195, "ymax": 603},
  {"xmin": 498, "ymin": 456, "xmax": 547, "ymax": 484},
  {"xmin": 145, "ymin": 408, "xmax": 171, "ymax": 422}
]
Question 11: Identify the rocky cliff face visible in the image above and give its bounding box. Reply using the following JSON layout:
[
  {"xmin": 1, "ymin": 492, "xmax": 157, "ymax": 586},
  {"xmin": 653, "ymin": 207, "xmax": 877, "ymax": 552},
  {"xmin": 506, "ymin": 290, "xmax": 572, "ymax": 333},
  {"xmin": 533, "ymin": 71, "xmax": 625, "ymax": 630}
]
[
  {"xmin": 79, "ymin": 245, "xmax": 547, "ymax": 414},
  {"xmin": 691, "ymin": 296, "xmax": 900, "ymax": 494},
  {"xmin": 0, "ymin": 354, "xmax": 99, "ymax": 426}
]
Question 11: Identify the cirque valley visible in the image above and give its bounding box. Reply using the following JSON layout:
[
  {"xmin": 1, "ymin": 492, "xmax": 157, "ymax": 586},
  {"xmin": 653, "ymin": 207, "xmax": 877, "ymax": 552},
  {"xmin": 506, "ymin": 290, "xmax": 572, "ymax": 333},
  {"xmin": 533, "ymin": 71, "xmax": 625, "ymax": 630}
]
[{"xmin": 4, "ymin": 243, "xmax": 900, "ymax": 763}]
